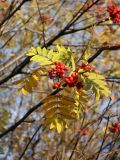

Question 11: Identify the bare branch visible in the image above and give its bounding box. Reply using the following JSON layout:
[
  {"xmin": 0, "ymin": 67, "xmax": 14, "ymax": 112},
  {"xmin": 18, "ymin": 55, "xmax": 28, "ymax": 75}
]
[{"xmin": 0, "ymin": 0, "xmax": 31, "ymax": 27}]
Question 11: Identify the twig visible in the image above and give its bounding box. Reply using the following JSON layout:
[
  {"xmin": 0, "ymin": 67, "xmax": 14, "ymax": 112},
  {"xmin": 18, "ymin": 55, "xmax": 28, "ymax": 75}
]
[
  {"xmin": 0, "ymin": 87, "xmax": 62, "ymax": 139},
  {"xmin": 95, "ymin": 117, "xmax": 110, "ymax": 160},
  {"xmin": 0, "ymin": 0, "xmax": 31, "ymax": 27},
  {"xmin": 19, "ymin": 124, "xmax": 42, "ymax": 160},
  {"xmin": 35, "ymin": 0, "xmax": 45, "ymax": 46}
]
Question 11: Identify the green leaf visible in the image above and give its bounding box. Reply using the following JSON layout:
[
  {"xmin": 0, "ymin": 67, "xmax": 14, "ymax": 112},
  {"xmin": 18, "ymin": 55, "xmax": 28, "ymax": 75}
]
[
  {"xmin": 93, "ymin": 87, "xmax": 100, "ymax": 101},
  {"xmin": 42, "ymin": 47, "xmax": 47, "ymax": 56},
  {"xmin": 71, "ymin": 56, "xmax": 75, "ymax": 71},
  {"xmin": 57, "ymin": 45, "xmax": 67, "ymax": 54},
  {"xmin": 52, "ymin": 54, "xmax": 60, "ymax": 62},
  {"xmin": 83, "ymin": 48, "xmax": 90, "ymax": 60},
  {"xmin": 67, "ymin": 47, "xmax": 71, "ymax": 52},
  {"xmin": 87, "ymin": 72, "xmax": 110, "ymax": 100},
  {"xmin": 48, "ymin": 49, "xmax": 54, "ymax": 59},
  {"xmin": 82, "ymin": 39, "xmax": 93, "ymax": 60},
  {"xmin": 85, "ymin": 82, "xmax": 92, "ymax": 90}
]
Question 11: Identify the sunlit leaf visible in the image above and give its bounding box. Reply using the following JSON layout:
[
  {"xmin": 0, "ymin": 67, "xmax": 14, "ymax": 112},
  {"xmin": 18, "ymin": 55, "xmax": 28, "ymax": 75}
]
[{"xmin": 71, "ymin": 56, "xmax": 75, "ymax": 71}]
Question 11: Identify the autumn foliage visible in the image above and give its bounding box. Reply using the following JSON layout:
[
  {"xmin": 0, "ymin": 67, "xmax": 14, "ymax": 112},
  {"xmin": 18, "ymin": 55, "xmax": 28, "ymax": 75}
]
[{"xmin": 0, "ymin": 0, "xmax": 120, "ymax": 160}]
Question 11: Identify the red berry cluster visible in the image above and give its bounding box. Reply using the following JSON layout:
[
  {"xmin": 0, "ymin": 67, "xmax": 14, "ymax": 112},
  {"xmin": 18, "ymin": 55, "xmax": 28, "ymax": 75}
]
[
  {"xmin": 65, "ymin": 73, "xmax": 78, "ymax": 87},
  {"xmin": 48, "ymin": 61, "xmax": 69, "ymax": 80},
  {"xmin": 81, "ymin": 129, "xmax": 90, "ymax": 136},
  {"xmin": 81, "ymin": 63, "xmax": 95, "ymax": 71},
  {"xmin": 48, "ymin": 61, "xmax": 70, "ymax": 89},
  {"xmin": 109, "ymin": 123, "xmax": 120, "ymax": 133},
  {"xmin": 48, "ymin": 61, "xmax": 92, "ymax": 89},
  {"xmin": 48, "ymin": 61, "xmax": 80, "ymax": 89},
  {"xmin": 108, "ymin": 5, "xmax": 120, "ymax": 23}
]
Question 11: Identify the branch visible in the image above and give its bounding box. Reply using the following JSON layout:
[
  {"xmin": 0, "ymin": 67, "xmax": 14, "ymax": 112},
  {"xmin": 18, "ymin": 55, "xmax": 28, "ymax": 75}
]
[
  {"xmin": 64, "ymin": 18, "xmax": 109, "ymax": 35},
  {"xmin": 0, "ymin": 0, "xmax": 31, "ymax": 27},
  {"xmin": 0, "ymin": 52, "xmax": 26, "ymax": 72},
  {"xmin": 0, "ymin": 57, "xmax": 30, "ymax": 85},
  {"xmin": 69, "ymin": 136, "xmax": 80, "ymax": 160},
  {"xmin": 95, "ymin": 117, "xmax": 110, "ymax": 160},
  {"xmin": 1, "ymin": 43, "xmax": 120, "ymax": 85},
  {"xmin": 19, "ymin": 124, "xmax": 42, "ymax": 160},
  {"xmin": 0, "ymin": 88, "xmax": 62, "ymax": 139},
  {"xmin": 88, "ymin": 45, "xmax": 120, "ymax": 63},
  {"xmin": 66, "ymin": 0, "xmax": 101, "ymax": 29}
]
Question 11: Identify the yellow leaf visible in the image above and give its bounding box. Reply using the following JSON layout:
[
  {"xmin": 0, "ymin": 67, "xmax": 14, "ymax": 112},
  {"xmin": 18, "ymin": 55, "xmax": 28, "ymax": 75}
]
[
  {"xmin": 30, "ymin": 55, "xmax": 47, "ymax": 62},
  {"xmin": 25, "ymin": 80, "xmax": 32, "ymax": 93},
  {"xmin": 27, "ymin": 47, "xmax": 37, "ymax": 56},
  {"xmin": 50, "ymin": 123, "xmax": 55, "ymax": 129},
  {"xmin": 65, "ymin": 124, "xmax": 68, "ymax": 128},
  {"xmin": 32, "ymin": 74, "xmax": 39, "ymax": 81},
  {"xmin": 32, "ymin": 75, "xmax": 39, "ymax": 85},
  {"xmin": 21, "ymin": 88, "xmax": 27, "ymax": 96},
  {"xmin": 40, "ymin": 61, "xmax": 52, "ymax": 65},
  {"xmin": 37, "ymin": 47, "xmax": 42, "ymax": 55},
  {"xmin": 55, "ymin": 119, "xmax": 62, "ymax": 133}
]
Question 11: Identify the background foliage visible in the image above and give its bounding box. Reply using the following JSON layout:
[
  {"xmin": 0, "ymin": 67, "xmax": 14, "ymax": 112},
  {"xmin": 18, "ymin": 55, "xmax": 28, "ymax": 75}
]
[{"xmin": 0, "ymin": 0, "xmax": 120, "ymax": 160}]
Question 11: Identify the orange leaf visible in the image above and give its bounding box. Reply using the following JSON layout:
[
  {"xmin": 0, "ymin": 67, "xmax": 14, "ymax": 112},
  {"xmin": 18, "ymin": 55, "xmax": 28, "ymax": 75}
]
[{"xmin": 0, "ymin": 1, "xmax": 9, "ymax": 8}]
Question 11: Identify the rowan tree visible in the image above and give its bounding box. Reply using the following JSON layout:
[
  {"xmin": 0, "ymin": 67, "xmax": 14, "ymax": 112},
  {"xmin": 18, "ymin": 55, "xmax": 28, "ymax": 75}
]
[{"xmin": 0, "ymin": 0, "xmax": 120, "ymax": 160}]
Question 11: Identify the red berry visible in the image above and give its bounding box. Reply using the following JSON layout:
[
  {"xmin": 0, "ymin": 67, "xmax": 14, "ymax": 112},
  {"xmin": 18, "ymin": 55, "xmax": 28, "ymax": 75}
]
[
  {"xmin": 108, "ymin": 5, "xmax": 120, "ymax": 23},
  {"xmin": 53, "ymin": 82, "xmax": 61, "ymax": 89},
  {"xmin": 71, "ymin": 72, "xmax": 76, "ymax": 77},
  {"xmin": 81, "ymin": 63, "xmax": 93, "ymax": 70},
  {"xmin": 48, "ymin": 70, "xmax": 53, "ymax": 79},
  {"xmin": 85, "ymin": 66, "xmax": 91, "ymax": 70},
  {"xmin": 112, "ymin": 123, "xmax": 118, "ymax": 128},
  {"xmin": 53, "ymin": 68, "xmax": 57, "ymax": 71},
  {"xmin": 75, "ymin": 75, "xmax": 78, "ymax": 80},
  {"xmin": 60, "ymin": 70, "xmax": 64, "ymax": 74},
  {"xmin": 56, "ymin": 68, "xmax": 60, "ymax": 73},
  {"xmin": 117, "ymin": 125, "xmax": 120, "ymax": 130},
  {"xmin": 48, "ymin": 70, "xmax": 52, "ymax": 73},
  {"xmin": 81, "ymin": 129, "xmax": 90, "ymax": 136},
  {"xmin": 81, "ymin": 63, "xmax": 86, "ymax": 68},
  {"xmin": 60, "ymin": 64, "xmax": 65, "ymax": 70},
  {"xmin": 61, "ymin": 73, "xmax": 65, "ymax": 78},
  {"xmin": 55, "ymin": 61, "xmax": 61, "ymax": 66},
  {"xmin": 64, "ymin": 73, "xmax": 78, "ymax": 87},
  {"xmin": 110, "ymin": 122, "xmax": 120, "ymax": 133},
  {"xmin": 65, "ymin": 67, "xmax": 69, "ymax": 71},
  {"xmin": 69, "ymin": 76, "xmax": 74, "ymax": 81},
  {"xmin": 65, "ymin": 78, "xmax": 71, "ymax": 84},
  {"xmin": 110, "ymin": 127, "xmax": 119, "ymax": 133}
]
